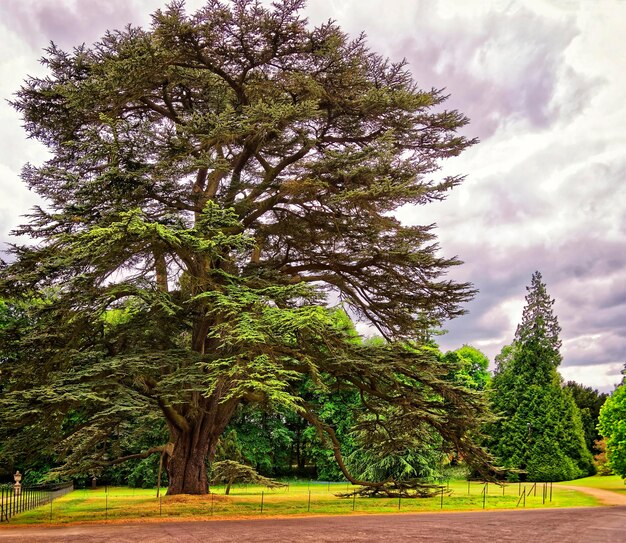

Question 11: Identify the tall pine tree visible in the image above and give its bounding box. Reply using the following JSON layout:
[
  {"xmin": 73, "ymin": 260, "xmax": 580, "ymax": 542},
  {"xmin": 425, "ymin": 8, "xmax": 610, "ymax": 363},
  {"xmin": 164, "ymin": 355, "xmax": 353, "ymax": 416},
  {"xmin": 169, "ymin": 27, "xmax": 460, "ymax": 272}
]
[{"xmin": 488, "ymin": 272, "xmax": 593, "ymax": 481}]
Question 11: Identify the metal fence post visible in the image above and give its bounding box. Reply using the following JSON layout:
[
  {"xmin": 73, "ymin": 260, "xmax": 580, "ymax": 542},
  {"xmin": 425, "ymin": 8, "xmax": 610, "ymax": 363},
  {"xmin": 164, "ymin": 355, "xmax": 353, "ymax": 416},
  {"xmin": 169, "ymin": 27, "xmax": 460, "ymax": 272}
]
[{"xmin": 308, "ymin": 490, "xmax": 311, "ymax": 512}]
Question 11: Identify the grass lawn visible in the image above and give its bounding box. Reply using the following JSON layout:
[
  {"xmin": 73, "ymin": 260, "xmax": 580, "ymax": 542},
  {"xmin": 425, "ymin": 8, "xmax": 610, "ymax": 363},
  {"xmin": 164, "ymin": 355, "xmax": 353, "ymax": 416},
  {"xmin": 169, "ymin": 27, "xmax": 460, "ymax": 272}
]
[
  {"xmin": 555, "ymin": 475, "xmax": 626, "ymax": 495},
  {"xmin": 4, "ymin": 479, "xmax": 600, "ymax": 525}
]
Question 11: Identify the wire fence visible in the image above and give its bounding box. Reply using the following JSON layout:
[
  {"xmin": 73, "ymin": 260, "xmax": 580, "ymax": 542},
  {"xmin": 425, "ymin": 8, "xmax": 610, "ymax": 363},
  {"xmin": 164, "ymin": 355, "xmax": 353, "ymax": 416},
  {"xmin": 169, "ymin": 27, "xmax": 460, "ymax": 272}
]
[
  {"xmin": 1, "ymin": 480, "xmax": 562, "ymax": 525},
  {"xmin": 0, "ymin": 482, "xmax": 73, "ymax": 523}
]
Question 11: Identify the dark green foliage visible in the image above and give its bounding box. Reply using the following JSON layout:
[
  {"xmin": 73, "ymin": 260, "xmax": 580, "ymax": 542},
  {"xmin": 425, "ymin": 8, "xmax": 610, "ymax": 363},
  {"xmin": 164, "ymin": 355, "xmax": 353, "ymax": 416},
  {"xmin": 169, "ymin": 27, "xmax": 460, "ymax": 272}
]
[
  {"xmin": 347, "ymin": 445, "xmax": 445, "ymax": 483},
  {"xmin": 211, "ymin": 460, "xmax": 286, "ymax": 494},
  {"xmin": 300, "ymin": 387, "xmax": 358, "ymax": 481},
  {"xmin": 0, "ymin": 0, "xmax": 491, "ymax": 493},
  {"xmin": 564, "ymin": 381, "xmax": 608, "ymax": 455},
  {"xmin": 487, "ymin": 272, "xmax": 594, "ymax": 481},
  {"xmin": 214, "ymin": 429, "xmax": 245, "ymax": 465},
  {"xmin": 221, "ymin": 408, "xmax": 296, "ymax": 475}
]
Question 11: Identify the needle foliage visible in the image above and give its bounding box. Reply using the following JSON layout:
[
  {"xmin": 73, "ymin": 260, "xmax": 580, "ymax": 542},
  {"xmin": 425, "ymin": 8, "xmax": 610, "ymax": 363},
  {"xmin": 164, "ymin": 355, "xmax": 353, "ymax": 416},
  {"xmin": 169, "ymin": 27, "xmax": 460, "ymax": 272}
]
[
  {"xmin": 1, "ymin": 0, "xmax": 491, "ymax": 493},
  {"xmin": 487, "ymin": 272, "xmax": 594, "ymax": 481}
]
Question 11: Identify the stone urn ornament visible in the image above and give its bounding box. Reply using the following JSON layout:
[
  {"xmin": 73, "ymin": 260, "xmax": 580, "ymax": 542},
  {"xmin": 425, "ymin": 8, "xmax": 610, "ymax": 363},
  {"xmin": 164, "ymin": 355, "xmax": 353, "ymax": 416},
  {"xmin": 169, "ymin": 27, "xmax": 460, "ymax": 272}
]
[{"xmin": 13, "ymin": 470, "xmax": 22, "ymax": 496}]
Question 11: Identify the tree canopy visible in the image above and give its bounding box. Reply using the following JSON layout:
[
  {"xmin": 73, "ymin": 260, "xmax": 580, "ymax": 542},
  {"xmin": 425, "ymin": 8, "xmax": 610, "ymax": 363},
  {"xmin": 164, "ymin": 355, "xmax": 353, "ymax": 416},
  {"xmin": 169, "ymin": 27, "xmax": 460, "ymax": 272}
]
[
  {"xmin": 445, "ymin": 345, "xmax": 490, "ymax": 391},
  {"xmin": 0, "ymin": 0, "xmax": 490, "ymax": 494},
  {"xmin": 564, "ymin": 381, "xmax": 608, "ymax": 456},
  {"xmin": 487, "ymin": 272, "xmax": 594, "ymax": 481},
  {"xmin": 598, "ymin": 383, "xmax": 626, "ymax": 478}
]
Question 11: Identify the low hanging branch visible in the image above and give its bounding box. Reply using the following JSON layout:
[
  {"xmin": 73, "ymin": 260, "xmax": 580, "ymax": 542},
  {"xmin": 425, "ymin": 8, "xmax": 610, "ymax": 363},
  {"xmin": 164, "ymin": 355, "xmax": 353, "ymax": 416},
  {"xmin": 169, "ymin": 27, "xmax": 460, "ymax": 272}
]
[
  {"xmin": 300, "ymin": 408, "xmax": 386, "ymax": 488},
  {"xmin": 300, "ymin": 408, "xmax": 444, "ymax": 498},
  {"xmin": 336, "ymin": 480, "xmax": 447, "ymax": 499},
  {"xmin": 105, "ymin": 444, "xmax": 172, "ymax": 467},
  {"xmin": 211, "ymin": 460, "xmax": 287, "ymax": 495}
]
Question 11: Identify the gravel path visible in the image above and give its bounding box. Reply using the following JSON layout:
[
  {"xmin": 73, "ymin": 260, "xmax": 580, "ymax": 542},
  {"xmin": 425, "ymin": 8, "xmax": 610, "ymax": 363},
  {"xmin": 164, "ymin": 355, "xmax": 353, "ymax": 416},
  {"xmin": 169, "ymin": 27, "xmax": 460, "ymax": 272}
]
[
  {"xmin": 1, "ymin": 506, "xmax": 625, "ymax": 542},
  {"xmin": 558, "ymin": 484, "xmax": 626, "ymax": 506}
]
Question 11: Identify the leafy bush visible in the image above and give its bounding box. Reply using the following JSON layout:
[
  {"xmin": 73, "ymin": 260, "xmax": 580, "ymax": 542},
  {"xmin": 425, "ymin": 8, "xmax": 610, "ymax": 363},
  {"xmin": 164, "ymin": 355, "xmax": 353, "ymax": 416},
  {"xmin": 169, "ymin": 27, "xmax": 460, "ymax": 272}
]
[{"xmin": 593, "ymin": 439, "xmax": 613, "ymax": 476}]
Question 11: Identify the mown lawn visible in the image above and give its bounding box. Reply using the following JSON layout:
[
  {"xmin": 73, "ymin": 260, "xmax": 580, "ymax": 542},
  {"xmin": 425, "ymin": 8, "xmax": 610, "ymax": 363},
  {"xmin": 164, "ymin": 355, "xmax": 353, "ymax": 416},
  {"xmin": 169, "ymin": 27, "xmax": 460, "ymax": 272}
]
[
  {"xmin": 555, "ymin": 475, "xmax": 626, "ymax": 494},
  {"xmin": 5, "ymin": 478, "xmax": 601, "ymax": 525}
]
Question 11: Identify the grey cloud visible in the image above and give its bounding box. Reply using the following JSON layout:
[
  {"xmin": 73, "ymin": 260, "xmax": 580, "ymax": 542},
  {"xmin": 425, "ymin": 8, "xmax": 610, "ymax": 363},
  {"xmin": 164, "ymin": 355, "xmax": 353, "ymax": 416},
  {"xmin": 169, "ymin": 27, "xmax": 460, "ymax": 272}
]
[
  {"xmin": 1, "ymin": 0, "xmax": 158, "ymax": 50},
  {"xmin": 438, "ymin": 239, "xmax": 626, "ymax": 376},
  {"xmin": 0, "ymin": 0, "xmax": 623, "ymax": 392},
  {"xmin": 563, "ymin": 332, "xmax": 626, "ymax": 367},
  {"xmin": 385, "ymin": 4, "xmax": 602, "ymax": 139},
  {"xmin": 304, "ymin": 0, "xmax": 595, "ymax": 139}
]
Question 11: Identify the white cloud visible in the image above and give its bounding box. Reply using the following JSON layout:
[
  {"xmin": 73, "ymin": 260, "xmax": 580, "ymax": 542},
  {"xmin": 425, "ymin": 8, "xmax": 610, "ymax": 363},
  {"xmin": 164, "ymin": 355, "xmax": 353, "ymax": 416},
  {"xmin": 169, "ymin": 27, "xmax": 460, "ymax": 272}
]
[{"xmin": 1, "ymin": 0, "xmax": 624, "ymax": 391}]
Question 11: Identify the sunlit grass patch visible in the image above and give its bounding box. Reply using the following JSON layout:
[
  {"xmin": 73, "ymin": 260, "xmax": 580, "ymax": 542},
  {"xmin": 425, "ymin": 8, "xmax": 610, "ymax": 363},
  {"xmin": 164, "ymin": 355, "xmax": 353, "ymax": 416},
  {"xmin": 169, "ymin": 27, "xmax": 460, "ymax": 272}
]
[
  {"xmin": 4, "ymin": 479, "xmax": 600, "ymax": 526},
  {"xmin": 555, "ymin": 475, "xmax": 626, "ymax": 493}
]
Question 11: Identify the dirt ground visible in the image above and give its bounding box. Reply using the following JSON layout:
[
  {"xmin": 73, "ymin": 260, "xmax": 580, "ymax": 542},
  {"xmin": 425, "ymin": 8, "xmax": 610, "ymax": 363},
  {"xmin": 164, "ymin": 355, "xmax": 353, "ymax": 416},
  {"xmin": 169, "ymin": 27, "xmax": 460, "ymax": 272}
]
[
  {"xmin": 557, "ymin": 485, "xmax": 626, "ymax": 506},
  {"xmin": 1, "ymin": 506, "xmax": 625, "ymax": 542}
]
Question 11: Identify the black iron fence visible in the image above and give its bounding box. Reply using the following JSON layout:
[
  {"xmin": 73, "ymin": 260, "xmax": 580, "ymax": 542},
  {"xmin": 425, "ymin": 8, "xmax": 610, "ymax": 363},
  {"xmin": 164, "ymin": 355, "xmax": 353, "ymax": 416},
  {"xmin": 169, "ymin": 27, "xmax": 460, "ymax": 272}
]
[{"xmin": 0, "ymin": 482, "xmax": 73, "ymax": 522}]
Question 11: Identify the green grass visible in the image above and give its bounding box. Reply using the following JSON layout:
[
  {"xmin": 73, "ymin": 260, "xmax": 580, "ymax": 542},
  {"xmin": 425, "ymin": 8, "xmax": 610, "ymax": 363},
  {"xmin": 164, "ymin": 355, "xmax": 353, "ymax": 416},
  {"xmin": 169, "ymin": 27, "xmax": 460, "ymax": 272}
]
[
  {"xmin": 3, "ymin": 479, "xmax": 601, "ymax": 526},
  {"xmin": 555, "ymin": 475, "xmax": 626, "ymax": 494}
]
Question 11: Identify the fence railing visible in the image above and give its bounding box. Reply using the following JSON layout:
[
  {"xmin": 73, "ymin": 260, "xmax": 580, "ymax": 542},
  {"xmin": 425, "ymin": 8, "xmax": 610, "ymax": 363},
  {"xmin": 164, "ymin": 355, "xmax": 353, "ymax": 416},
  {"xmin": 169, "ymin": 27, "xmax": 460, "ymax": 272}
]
[{"xmin": 0, "ymin": 482, "xmax": 73, "ymax": 522}]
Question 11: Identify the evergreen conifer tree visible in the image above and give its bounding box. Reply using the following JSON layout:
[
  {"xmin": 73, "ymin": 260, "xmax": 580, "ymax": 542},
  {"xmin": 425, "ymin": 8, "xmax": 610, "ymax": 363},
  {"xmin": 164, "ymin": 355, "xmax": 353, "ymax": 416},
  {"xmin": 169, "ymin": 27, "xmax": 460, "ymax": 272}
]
[
  {"xmin": 0, "ymin": 0, "xmax": 493, "ymax": 494},
  {"xmin": 488, "ymin": 272, "xmax": 594, "ymax": 481}
]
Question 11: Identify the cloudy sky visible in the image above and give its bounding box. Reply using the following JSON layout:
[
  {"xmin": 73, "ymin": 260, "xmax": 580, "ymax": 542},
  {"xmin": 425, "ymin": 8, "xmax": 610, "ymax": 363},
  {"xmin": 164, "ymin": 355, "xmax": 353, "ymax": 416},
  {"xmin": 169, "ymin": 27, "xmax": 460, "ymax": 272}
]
[{"xmin": 0, "ymin": 0, "xmax": 624, "ymax": 391}]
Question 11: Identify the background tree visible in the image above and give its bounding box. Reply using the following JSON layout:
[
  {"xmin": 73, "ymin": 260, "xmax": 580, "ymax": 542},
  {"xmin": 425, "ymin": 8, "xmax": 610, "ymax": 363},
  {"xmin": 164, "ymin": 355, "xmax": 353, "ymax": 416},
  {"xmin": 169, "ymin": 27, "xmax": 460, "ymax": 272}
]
[
  {"xmin": 220, "ymin": 407, "xmax": 297, "ymax": 475},
  {"xmin": 487, "ymin": 272, "xmax": 594, "ymax": 481},
  {"xmin": 445, "ymin": 345, "xmax": 490, "ymax": 391},
  {"xmin": 564, "ymin": 381, "xmax": 608, "ymax": 456},
  {"xmin": 0, "ymin": 296, "xmax": 64, "ymax": 483},
  {"xmin": 0, "ymin": 0, "xmax": 490, "ymax": 494},
  {"xmin": 592, "ymin": 438, "xmax": 613, "ymax": 476},
  {"xmin": 598, "ymin": 383, "xmax": 626, "ymax": 478}
]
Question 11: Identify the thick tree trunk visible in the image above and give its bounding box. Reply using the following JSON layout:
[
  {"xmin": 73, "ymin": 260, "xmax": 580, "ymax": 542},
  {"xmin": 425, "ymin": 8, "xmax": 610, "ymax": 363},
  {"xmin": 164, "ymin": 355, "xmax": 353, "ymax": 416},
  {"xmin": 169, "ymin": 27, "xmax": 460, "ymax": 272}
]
[
  {"xmin": 165, "ymin": 397, "xmax": 239, "ymax": 495},
  {"xmin": 166, "ymin": 430, "xmax": 211, "ymax": 495}
]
